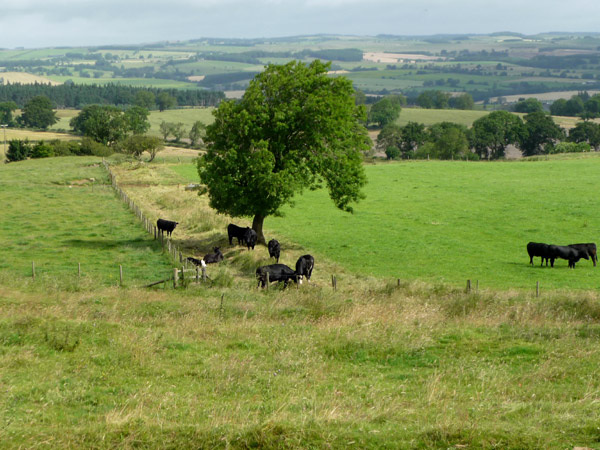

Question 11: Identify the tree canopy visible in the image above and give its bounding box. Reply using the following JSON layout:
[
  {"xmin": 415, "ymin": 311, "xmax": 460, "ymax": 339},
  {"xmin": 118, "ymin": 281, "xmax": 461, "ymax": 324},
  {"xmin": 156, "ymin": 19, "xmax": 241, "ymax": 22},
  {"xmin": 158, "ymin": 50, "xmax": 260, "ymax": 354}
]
[
  {"xmin": 470, "ymin": 111, "xmax": 524, "ymax": 159},
  {"xmin": 518, "ymin": 111, "xmax": 564, "ymax": 156},
  {"xmin": 19, "ymin": 96, "xmax": 58, "ymax": 130},
  {"xmin": 198, "ymin": 60, "xmax": 369, "ymax": 243}
]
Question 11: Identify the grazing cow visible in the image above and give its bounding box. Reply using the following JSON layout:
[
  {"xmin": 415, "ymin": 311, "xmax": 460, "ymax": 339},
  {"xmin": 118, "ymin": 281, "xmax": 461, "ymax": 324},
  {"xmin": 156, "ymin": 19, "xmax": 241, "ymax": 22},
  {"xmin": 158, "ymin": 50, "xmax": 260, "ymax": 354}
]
[
  {"xmin": 244, "ymin": 228, "xmax": 257, "ymax": 250},
  {"xmin": 187, "ymin": 257, "xmax": 206, "ymax": 268},
  {"xmin": 203, "ymin": 247, "xmax": 224, "ymax": 264},
  {"xmin": 568, "ymin": 243, "xmax": 597, "ymax": 267},
  {"xmin": 527, "ymin": 242, "xmax": 552, "ymax": 266},
  {"xmin": 295, "ymin": 254, "xmax": 315, "ymax": 284},
  {"xmin": 228, "ymin": 224, "xmax": 248, "ymax": 246},
  {"xmin": 157, "ymin": 218, "xmax": 178, "ymax": 237},
  {"xmin": 268, "ymin": 239, "xmax": 280, "ymax": 263},
  {"xmin": 256, "ymin": 264, "xmax": 298, "ymax": 288},
  {"xmin": 548, "ymin": 245, "xmax": 589, "ymax": 268}
]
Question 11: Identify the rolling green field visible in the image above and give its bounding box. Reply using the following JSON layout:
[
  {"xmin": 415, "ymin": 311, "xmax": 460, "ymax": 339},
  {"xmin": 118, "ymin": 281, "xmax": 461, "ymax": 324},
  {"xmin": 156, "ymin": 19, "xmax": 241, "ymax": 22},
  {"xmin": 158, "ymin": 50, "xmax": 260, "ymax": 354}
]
[
  {"xmin": 0, "ymin": 157, "xmax": 173, "ymax": 286},
  {"xmin": 2, "ymin": 155, "xmax": 600, "ymax": 448},
  {"xmin": 173, "ymin": 156, "xmax": 600, "ymax": 291}
]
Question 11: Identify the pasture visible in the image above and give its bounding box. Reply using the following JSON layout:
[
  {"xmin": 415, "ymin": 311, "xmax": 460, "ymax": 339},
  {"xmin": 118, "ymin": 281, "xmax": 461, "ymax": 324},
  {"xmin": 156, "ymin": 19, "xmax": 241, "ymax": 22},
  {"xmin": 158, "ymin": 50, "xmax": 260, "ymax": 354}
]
[
  {"xmin": 174, "ymin": 155, "xmax": 600, "ymax": 291},
  {"xmin": 0, "ymin": 157, "xmax": 173, "ymax": 285},
  {"xmin": 1, "ymin": 155, "xmax": 600, "ymax": 448}
]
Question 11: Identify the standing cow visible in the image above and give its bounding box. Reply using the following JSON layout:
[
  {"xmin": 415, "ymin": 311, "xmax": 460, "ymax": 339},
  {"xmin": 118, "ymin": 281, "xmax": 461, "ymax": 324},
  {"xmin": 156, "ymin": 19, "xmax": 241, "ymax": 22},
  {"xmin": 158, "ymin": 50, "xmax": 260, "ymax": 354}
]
[
  {"xmin": 295, "ymin": 254, "xmax": 314, "ymax": 284},
  {"xmin": 548, "ymin": 245, "xmax": 589, "ymax": 268},
  {"xmin": 256, "ymin": 264, "xmax": 298, "ymax": 288},
  {"xmin": 568, "ymin": 243, "xmax": 597, "ymax": 267},
  {"xmin": 157, "ymin": 218, "xmax": 178, "ymax": 238},
  {"xmin": 268, "ymin": 239, "xmax": 281, "ymax": 263},
  {"xmin": 227, "ymin": 224, "xmax": 248, "ymax": 245},
  {"xmin": 244, "ymin": 228, "xmax": 257, "ymax": 250},
  {"xmin": 527, "ymin": 242, "xmax": 552, "ymax": 266}
]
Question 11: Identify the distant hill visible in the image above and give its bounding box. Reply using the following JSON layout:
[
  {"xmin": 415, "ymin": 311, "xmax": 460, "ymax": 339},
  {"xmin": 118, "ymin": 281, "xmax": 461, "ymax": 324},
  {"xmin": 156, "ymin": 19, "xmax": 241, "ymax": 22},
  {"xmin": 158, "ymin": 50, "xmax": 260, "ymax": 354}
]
[{"xmin": 0, "ymin": 72, "xmax": 61, "ymax": 86}]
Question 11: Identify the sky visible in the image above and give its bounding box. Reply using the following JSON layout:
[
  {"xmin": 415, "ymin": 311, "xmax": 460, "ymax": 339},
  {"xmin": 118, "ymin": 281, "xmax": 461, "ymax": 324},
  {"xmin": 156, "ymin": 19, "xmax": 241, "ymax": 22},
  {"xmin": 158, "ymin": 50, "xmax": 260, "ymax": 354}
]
[{"xmin": 1, "ymin": 0, "xmax": 600, "ymax": 49}]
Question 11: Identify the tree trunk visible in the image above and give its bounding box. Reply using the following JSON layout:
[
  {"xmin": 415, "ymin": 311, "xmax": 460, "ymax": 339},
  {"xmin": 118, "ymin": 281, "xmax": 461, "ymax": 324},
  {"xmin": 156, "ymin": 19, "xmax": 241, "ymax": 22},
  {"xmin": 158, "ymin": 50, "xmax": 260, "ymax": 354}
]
[{"xmin": 252, "ymin": 214, "xmax": 266, "ymax": 245}]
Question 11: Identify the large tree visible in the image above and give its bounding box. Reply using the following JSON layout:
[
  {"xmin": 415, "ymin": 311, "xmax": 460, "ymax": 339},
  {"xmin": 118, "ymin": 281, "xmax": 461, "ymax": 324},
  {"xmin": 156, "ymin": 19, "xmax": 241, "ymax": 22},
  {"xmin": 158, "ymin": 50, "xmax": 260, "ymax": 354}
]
[
  {"xmin": 470, "ymin": 111, "xmax": 524, "ymax": 159},
  {"xmin": 20, "ymin": 96, "xmax": 58, "ymax": 130},
  {"xmin": 198, "ymin": 60, "xmax": 369, "ymax": 243},
  {"xmin": 518, "ymin": 111, "xmax": 564, "ymax": 156},
  {"xmin": 368, "ymin": 95, "xmax": 403, "ymax": 128}
]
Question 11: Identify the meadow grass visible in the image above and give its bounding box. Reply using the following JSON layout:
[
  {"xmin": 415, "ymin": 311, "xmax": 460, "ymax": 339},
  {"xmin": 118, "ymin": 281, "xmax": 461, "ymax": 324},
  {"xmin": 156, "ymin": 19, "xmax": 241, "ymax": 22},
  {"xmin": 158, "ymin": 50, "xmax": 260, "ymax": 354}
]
[
  {"xmin": 0, "ymin": 157, "xmax": 173, "ymax": 286},
  {"xmin": 1, "ymin": 156, "xmax": 600, "ymax": 448},
  {"xmin": 174, "ymin": 156, "xmax": 600, "ymax": 291}
]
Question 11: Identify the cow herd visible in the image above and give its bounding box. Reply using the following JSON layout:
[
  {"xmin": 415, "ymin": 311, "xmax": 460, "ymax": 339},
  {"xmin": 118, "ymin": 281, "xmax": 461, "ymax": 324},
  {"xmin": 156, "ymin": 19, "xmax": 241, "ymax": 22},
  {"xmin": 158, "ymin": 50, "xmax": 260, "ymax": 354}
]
[
  {"xmin": 527, "ymin": 242, "xmax": 597, "ymax": 269},
  {"xmin": 161, "ymin": 217, "xmax": 315, "ymax": 289}
]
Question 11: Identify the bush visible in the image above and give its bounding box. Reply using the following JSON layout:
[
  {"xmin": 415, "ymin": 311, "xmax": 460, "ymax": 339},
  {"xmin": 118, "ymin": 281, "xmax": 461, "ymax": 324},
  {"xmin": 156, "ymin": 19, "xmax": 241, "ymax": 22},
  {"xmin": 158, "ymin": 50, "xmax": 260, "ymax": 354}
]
[
  {"xmin": 547, "ymin": 141, "xmax": 590, "ymax": 154},
  {"xmin": 5, "ymin": 139, "xmax": 31, "ymax": 162},
  {"xmin": 385, "ymin": 146, "xmax": 401, "ymax": 160},
  {"xmin": 80, "ymin": 137, "xmax": 113, "ymax": 157},
  {"xmin": 30, "ymin": 141, "xmax": 54, "ymax": 159}
]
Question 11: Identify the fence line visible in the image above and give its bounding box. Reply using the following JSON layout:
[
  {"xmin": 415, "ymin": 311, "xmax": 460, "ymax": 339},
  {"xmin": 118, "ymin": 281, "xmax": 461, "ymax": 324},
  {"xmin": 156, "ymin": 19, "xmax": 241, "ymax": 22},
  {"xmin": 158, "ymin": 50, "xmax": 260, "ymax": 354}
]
[{"xmin": 102, "ymin": 159, "xmax": 194, "ymax": 273}]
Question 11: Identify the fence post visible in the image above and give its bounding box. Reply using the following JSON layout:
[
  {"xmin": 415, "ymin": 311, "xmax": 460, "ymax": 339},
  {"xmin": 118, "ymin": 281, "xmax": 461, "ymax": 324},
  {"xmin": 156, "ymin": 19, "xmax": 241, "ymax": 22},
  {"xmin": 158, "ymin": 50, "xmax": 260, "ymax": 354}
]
[
  {"xmin": 536, "ymin": 281, "xmax": 540, "ymax": 298},
  {"xmin": 181, "ymin": 266, "xmax": 185, "ymax": 284},
  {"xmin": 173, "ymin": 268, "xmax": 178, "ymax": 288},
  {"xmin": 397, "ymin": 278, "xmax": 401, "ymax": 287},
  {"xmin": 154, "ymin": 226, "xmax": 157, "ymax": 240},
  {"xmin": 219, "ymin": 294, "xmax": 224, "ymax": 320},
  {"xmin": 466, "ymin": 279, "xmax": 471, "ymax": 293},
  {"xmin": 32, "ymin": 261, "xmax": 35, "ymax": 280},
  {"xmin": 119, "ymin": 265, "xmax": 123, "ymax": 286},
  {"xmin": 78, "ymin": 262, "xmax": 81, "ymax": 278}
]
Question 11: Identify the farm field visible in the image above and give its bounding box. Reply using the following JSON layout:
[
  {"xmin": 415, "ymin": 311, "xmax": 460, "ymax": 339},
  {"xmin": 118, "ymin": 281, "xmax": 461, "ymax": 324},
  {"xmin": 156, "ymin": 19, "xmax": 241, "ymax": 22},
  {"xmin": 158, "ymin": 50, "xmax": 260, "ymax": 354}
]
[
  {"xmin": 173, "ymin": 155, "xmax": 600, "ymax": 291},
  {"xmin": 1, "ymin": 155, "xmax": 600, "ymax": 448},
  {"xmin": 0, "ymin": 157, "xmax": 173, "ymax": 285}
]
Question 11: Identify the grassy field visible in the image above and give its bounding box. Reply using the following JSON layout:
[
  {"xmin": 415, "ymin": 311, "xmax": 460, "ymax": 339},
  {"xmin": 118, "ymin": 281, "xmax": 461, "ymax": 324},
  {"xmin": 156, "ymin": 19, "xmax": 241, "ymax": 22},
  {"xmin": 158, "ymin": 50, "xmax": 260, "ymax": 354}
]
[
  {"xmin": 173, "ymin": 155, "xmax": 600, "ymax": 291},
  {"xmin": 1, "ymin": 155, "xmax": 600, "ymax": 448},
  {"xmin": 0, "ymin": 157, "xmax": 173, "ymax": 285}
]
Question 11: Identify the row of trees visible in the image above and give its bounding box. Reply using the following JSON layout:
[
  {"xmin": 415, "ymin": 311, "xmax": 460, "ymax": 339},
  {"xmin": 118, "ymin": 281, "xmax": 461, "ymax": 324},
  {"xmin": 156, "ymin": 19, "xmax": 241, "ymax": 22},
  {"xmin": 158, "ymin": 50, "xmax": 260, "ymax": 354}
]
[
  {"xmin": 378, "ymin": 110, "xmax": 600, "ymax": 160},
  {"xmin": 0, "ymin": 83, "xmax": 225, "ymax": 109}
]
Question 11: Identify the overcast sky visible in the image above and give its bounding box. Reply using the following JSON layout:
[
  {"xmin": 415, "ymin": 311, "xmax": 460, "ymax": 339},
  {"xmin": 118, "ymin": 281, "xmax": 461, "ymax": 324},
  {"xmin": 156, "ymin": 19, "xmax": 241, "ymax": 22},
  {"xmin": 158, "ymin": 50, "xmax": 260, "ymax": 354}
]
[{"xmin": 2, "ymin": 0, "xmax": 600, "ymax": 49}]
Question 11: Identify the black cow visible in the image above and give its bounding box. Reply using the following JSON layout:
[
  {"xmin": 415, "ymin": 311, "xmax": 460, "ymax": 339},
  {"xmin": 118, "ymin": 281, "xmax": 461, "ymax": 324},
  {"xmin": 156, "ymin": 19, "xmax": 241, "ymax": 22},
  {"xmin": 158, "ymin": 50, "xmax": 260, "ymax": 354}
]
[
  {"xmin": 203, "ymin": 247, "xmax": 224, "ymax": 264},
  {"xmin": 527, "ymin": 242, "xmax": 552, "ymax": 266},
  {"xmin": 157, "ymin": 218, "xmax": 178, "ymax": 237},
  {"xmin": 548, "ymin": 245, "xmax": 589, "ymax": 268},
  {"xmin": 568, "ymin": 243, "xmax": 597, "ymax": 267},
  {"xmin": 228, "ymin": 224, "xmax": 248, "ymax": 246},
  {"xmin": 244, "ymin": 228, "xmax": 257, "ymax": 250},
  {"xmin": 295, "ymin": 254, "xmax": 314, "ymax": 284},
  {"xmin": 256, "ymin": 264, "xmax": 298, "ymax": 288},
  {"xmin": 268, "ymin": 239, "xmax": 280, "ymax": 263}
]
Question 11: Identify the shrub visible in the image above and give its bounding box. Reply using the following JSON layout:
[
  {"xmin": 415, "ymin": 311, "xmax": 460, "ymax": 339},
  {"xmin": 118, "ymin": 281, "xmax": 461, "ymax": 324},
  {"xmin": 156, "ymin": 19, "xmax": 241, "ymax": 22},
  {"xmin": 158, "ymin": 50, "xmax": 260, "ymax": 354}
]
[
  {"xmin": 547, "ymin": 141, "xmax": 590, "ymax": 154},
  {"xmin": 80, "ymin": 137, "xmax": 113, "ymax": 157},
  {"xmin": 30, "ymin": 141, "xmax": 54, "ymax": 159},
  {"xmin": 5, "ymin": 139, "xmax": 31, "ymax": 162},
  {"xmin": 385, "ymin": 146, "xmax": 401, "ymax": 160}
]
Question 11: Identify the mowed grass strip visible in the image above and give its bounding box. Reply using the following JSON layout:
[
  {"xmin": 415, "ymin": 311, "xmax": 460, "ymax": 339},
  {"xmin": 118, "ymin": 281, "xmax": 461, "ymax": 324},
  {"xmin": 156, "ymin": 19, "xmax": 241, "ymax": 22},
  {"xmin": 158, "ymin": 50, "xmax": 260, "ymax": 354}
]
[{"xmin": 0, "ymin": 157, "xmax": 173, "ymax": 286}]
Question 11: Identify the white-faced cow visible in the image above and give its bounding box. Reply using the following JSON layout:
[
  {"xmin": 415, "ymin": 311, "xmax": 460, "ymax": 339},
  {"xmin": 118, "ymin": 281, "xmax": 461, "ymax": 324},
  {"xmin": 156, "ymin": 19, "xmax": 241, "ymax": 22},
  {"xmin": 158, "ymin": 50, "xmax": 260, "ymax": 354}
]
[
  {"xmin": 203, "ymin": 247, "xmax": 224, "ymax": 264},
  {"xmin": 157, "ymin": 218, "xmax": 178, "ymax": 238},
  {"xmin": 268, "ymin": 239, "xmax": 280, "ymax": 263},
  {"xmin": 295, "ymin": 254, "xmax": 314, "ymax": 284},
  {"xmin": 256, "ymin": 264, "xmax": 298, "ymax": 288},
  {"xmin": 568, "ymin": 243, "xmax": 597, "ymax": 267},
  {"xmin": 187, "ymin": 257, "xmax": 207, "ymax": 269}
]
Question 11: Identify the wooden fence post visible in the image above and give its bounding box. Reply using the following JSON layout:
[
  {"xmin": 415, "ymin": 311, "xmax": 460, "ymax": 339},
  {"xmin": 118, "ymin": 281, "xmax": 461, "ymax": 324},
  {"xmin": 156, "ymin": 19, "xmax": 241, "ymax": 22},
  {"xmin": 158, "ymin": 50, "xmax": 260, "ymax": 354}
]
[
  {"xmin": 173, "ymin": 268, "xmax": 178, "ymax": 288},
  {"xmin": 466, "ymin": 279, "xmax": 471, "ymax": 293},
  {"xmin": 397, "ymin": 278, "xmax": 401, "ymax": 287},
  {"xmin": 32, "ymin": 261, "xmax": 35, "ymax": 280},
  {"xmin": 119, "ymin": 265, "xmax": 123, "ymax": 286},
  {"xmin": 202, "ymin": 267, "xmax": 207, "ymax": 282},
  {"xmin": 181, "ymin": 266, "xmax": 185, "ymax": 284},
  {"xmin": 78, "ymin": 262, "xmax": 81, "ymax": 278},
  {"xmin": 536, "ymin": 281, "xmax": 540, "ymax": 298}
]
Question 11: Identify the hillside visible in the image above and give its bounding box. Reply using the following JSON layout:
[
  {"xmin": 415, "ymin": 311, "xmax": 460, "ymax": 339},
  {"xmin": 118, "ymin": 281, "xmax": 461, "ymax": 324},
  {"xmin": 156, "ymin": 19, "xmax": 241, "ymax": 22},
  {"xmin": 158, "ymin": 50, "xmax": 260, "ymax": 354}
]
[{"xmin": 1, "ymin": 155, "xmax": 600, "ymax": 448}]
